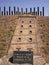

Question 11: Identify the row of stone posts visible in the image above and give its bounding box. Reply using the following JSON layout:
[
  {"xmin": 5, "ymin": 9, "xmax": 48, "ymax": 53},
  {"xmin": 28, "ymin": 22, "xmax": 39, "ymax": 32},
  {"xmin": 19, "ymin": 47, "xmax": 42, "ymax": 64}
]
[{"xmin": 0, "ymin": 6, "xmax": 44, "ymax": 16}]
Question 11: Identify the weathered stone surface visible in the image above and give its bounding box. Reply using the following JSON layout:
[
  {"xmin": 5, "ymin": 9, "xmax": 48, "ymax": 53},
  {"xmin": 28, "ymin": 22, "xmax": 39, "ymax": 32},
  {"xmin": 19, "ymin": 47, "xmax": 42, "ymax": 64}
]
[
  {"xmin": 0, "ymin": 55, "xmax": 48, "ymax": 65},
  {"xmin": 0, "ymin": 15, "xmax": 49, "ymax": 65}
]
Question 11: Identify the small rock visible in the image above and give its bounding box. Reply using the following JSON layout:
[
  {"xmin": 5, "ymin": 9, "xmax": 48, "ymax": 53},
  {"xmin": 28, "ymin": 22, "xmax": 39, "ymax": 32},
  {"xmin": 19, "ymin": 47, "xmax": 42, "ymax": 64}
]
[{"xmin": 45, "ymin": 63, "xmax": 49, "ymax": 65}]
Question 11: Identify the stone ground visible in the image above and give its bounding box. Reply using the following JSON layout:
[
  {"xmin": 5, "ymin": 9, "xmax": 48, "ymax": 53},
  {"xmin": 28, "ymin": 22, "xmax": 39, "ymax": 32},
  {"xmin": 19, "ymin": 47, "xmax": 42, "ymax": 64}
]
[
  {"xmin": 0, "ymin": 15, "xmax": 49, "ymax": 65},
  {"xmin": 0, "ymin": 55, "xmax": 48, "ymax": 65}
]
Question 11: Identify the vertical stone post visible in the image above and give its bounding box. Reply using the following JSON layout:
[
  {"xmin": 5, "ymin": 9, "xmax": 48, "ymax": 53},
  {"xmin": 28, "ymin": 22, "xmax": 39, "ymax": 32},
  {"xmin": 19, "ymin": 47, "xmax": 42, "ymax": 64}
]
[
  {"xmin": 40, "ymin": 11, "xmax": 42, "ymax": 16},
  {"xmin": 36, "ymin": 11, "xmax": 37, "ymax": 15},
  {"xmin": 37, "ymin": 7, "xmax": 39, "ymax": 16},
  {"xmin": 4, "ymin": 6, "xmax": 6, "ymax": 15},
  {"xmin": 11, "ymin": 11, "xmax": 13, "ymax": 15},
  {"xmin": 0, "ymin": 7, "xmax": 1, "ymax": 15},
  {"xmin": 17, "ymin": 7, "xmax": 19, "ymax": 14},
  {"xmin": 2, "ymin": 11, "xmax": 4, "ymax": 15},
  {"xmin": 26, "ymin": 8, "xmax": 27, "ymax": 14},
  {"xmin": 33, "ymin": 7, "xmax": 36, "ymax": 15},
  {"xmin": 21, "ymin": 8, "xmax": 23, "ymax": 14},
  {"xmin": 42, "ymin": 7, "xmax": 44, "ymax": 16},
  {"xmin": 14, "ymin": 6, "xmax": 16, "ymax": 15},
  {"xmin": 30, "ymin": 8, "xmax": 32, "ymax": 14},
  {"xmin": 9, "ymin": 6, "xmax": 11, "ymax": 15},
  {"xmin": 6, "ymin": 11, "xmax": 8, "ymax": 15}
]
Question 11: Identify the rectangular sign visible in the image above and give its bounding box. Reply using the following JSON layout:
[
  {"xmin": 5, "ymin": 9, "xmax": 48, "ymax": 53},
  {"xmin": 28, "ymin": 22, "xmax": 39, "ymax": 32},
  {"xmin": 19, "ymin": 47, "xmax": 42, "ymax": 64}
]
[{"xmin": 13, "ymin": 51, "xmax": 33, "ymax": 64}]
